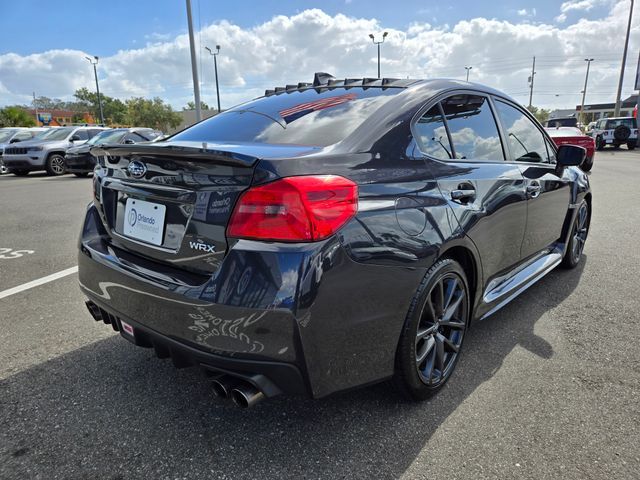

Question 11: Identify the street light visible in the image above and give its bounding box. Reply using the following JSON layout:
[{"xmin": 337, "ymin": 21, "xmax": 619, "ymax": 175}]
[
  {"xmin": 614, "ymin": 0, "xmax": 634, "ymax": 116},
  {"xmin": 85, "ymin": 55, "xmax": 104, "ymax": 125},
  {"xmin": 464, "ymin": 66, "xmax": 473, "ymax": 82},
  {"xmin": 205, "ymin": 45, "xmax": 221, "ymax": 113},
  {"xmin": 369, "ymin": 31, "xmax": 388, "ymax": 79},
  {"xmin": 579, "ymin": 58, "xmax": 594, "ymax": 126}
]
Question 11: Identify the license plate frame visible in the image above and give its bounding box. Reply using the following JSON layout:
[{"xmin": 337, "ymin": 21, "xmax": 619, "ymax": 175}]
[{"xmin": 122, "ymin": 197, "xmax": 166, "ymax": 246}]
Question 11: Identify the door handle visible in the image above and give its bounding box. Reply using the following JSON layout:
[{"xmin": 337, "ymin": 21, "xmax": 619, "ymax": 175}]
[
  {"xmin": 451, "ymin": 185, "xmax": 476, "ymax": 203},
  {"xmin": 527, "ymin": 181, "xmax": 541, "ymax": 198}
]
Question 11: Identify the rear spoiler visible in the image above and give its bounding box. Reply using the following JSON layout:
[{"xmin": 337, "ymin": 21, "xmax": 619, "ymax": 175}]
[{"xmin": 90, "ymin": 142, "xmax": 259, "ymax": 168}]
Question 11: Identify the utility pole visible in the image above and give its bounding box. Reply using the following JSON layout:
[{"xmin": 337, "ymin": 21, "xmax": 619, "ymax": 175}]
[
  {"xmin": 465, "ymin": 66, "xmax": 472, "ymax": 82},
  {"xmin": 185, "ymin": 0, "xmax": 201, "ymax": 122},
  {"xmin": 85, "ymin": 56, "xmax": 104, "ymax": 125},
  {"xmin": 528, "ymin": 56, "xmax": 536, "ymax": 109},
  {"xmin": 205, "ymin": 45, "xmax": 221, "ymax": 113},
  {"xmin": 368, "ymin": 31, "xmax": 388, "ymax": 79},
  {"xmin": 33, "ymin": 92, "xmax": 39, "ymax": 125},
  {"xmin": 614, "ymin": 0, "xmax": 634, "ymax": 116},
  {"xmin": 579, "ymin": 58, "xmax": 594, "ymax": 126}
]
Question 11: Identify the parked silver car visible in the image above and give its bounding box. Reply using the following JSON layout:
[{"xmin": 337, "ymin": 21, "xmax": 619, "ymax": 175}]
[
  {"xmin": 0, "ymin": 127, "xmax": 49, "ymax": 174},
  {"xmin": 3, "ymin": 126, "xmax": 108, "ymax": 176}
]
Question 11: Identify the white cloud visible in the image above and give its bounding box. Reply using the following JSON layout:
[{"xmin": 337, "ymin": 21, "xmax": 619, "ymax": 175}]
[
  {"xmin": 560, "ymin": 0, "xmax": 605, "ymax": 13},
  {"xmin": 0, "ymin": 5, "xmax": 638, "ymax": 112},
  {"xmin": 517, "ymin": 8, "xmax": 537, "ymax": 17}
]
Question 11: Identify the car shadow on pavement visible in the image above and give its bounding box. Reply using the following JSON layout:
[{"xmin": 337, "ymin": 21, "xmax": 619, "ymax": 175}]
[{"xmin": 0, "ymin": 257, "xmax": 587, "ymax": 479}]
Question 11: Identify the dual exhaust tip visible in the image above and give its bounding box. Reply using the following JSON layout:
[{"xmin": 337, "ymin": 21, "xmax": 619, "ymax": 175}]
[{"xmin": 211, "ymin": 375, "xmax": 265, "ymax": 408}]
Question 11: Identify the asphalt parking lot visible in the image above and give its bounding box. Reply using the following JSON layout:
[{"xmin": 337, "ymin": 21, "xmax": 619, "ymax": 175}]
[{"xmin": 1, "ymin": 151, "xmax": 639, "ymax": 480}]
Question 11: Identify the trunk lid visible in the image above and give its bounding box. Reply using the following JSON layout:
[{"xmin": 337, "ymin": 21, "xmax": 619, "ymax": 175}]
[{"xmin": 91, "ymin": 141, "xmax": 317, "ymax": 275}]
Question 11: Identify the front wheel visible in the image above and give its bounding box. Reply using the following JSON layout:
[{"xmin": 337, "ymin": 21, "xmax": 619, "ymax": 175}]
[
  {"xmin": 561, "ymin": 200, "xmax": 590, "ymax": 269},
  {"xmin": 394, "ymin": 258, "xmax": 470, "ymax": 400},
  {"xmin": 0, "ymin": 160, "xmax": 7, "ymax": 175},
  {"xmin": 45, "ymin": 153, "xmax": 66, "ymax": 176}
]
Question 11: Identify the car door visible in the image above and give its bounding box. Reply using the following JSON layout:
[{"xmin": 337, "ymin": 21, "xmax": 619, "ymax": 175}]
[
  {"xmin": 492, "ymin": 99, "xmax": 572, "ymax": 260},
  {"xmin": 415, "ymin": 93, "xmax": 528, "ymax": 282},
  {"xmin": 72, "ymin": 129, "xmax": 90, "ymax": 145}
]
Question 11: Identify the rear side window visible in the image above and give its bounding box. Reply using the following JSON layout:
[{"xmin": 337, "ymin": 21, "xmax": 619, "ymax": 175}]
[
  {"xmin": 172, "ymin": 88, "xmax": 401, "ymax": 147},
  {"xmin": 74, "ymin": 129, "xmax": 89, "ymax": 140},
  {"xmin": 414, "ymin": 106, "xmax": 453, "ymax": 160},
  {"xmin": 441, "ymin": 95, "xmax": 504, "ymax": 160},
  {"xmin": 494, "ymin": 100, "xmax": 550, "ymax": 163}
]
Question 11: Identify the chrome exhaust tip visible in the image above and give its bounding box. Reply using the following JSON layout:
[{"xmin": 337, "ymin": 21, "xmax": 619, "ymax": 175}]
[
  {"xmin": 211, "ymin": 375, "xmax": 238, "ymax": 399},
  {"xmin": 230, "ymin": 383, "xmax": 265, "ymax": 408}
]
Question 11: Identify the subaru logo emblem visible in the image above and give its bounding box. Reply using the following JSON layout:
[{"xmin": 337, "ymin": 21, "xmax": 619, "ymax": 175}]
[{"xmin": 127, "ymin": 160, "xmax": 147, "ymax": 178}]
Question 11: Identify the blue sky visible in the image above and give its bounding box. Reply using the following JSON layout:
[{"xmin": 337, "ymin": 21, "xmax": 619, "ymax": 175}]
[
  {"xmin": 1, "ymin": 0, "xmax": 613, "ymax": 57},
  {"xmin": 1, "ymin": 1, "xmax": 636, "ymax": 111}
]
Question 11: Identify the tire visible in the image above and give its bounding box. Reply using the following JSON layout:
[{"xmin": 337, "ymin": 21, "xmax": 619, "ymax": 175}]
[
  {"xmin": 595, "ymin": 136, "xmax": 604, "ymax": 151},
  {"xmin": 613, "ymin": 125, "xmax": 630, "ymax": 142},
  {"xmin": 581, "ymin": 156, "xmax": 593, "ymax": 172},
  {"xmin": 394, "ymin": 258, "xmax": 470, "ymax": 400},
  {"xmin": 45, "ymin": 153, "xmax": 66, "ymax": 176},
  {"xmin": 627, "ymin": 142, "xmax": 636, "ymax": 150},
  {"xmin": 0, "ymin": 160, "xmax": 8, "ymax": 175},
  {"xmin": 73, "ymin": 172, "xmax": 89, "ymax": 178},
  {"xmin": 10, "ymin": 169, "xmax": 29, "ymax": 176},
  {"xmin": 561, "ymin": 199, "xmax": 590, "ymax": 269}
]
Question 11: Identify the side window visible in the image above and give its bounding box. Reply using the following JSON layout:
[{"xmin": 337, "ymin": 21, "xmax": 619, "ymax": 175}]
[
  {"xmin": 88, "ymin": 129, "xmax": 104, "ymax": 138},
  {"xmin": 74, "ymin": 129, "xmax": 89, "ymax": 140},
  {"xmin": 494, "ymin": 100, "xmax": 550, "ymax": 163},
  {"xmin": 15, "ymin": 131, "xmax": 33, "ymax": 141},
  {"xmin": 414, "ymin": 105, "xmax": 453, "ymax": 160},
  {"xmin": 440, "ymin": 95, "xmax": 504, "ymax": 160},
  {"xmin": 545, "ymin": 139, "xmax": 557, "ymax": 164}
]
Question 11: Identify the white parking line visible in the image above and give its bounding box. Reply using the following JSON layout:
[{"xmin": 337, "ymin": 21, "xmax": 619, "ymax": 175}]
[{"xmin": 0, "ymin": 266, "xmax": 78, "ymax": 300}]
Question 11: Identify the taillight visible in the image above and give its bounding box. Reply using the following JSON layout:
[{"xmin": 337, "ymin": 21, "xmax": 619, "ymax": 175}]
[{"xmin": 227, "ymin": 175, "xmax": 358, "ymax": 242}]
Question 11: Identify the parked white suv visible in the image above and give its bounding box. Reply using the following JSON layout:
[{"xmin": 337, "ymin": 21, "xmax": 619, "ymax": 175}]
[
  {"xmin": 590, "ymin": 117, "xmax": 638, "ymax": 151},
  {"xmin": 3, "ymin": 126, "xmax": 108, "ymax": 176}
]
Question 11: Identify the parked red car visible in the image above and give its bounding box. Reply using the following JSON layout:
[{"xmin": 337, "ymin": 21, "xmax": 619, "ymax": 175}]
[{"xmin": 546, "ymin": 127, "xmax": 595, "ymax": 172}]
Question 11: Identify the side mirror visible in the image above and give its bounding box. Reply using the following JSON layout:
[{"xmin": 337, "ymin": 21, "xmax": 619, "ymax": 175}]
[
  {"xmin": 123, "ymin": 139, "xmax": 136, "ymax": 144},
  {"xmin": 70, "ymin": 135, "xmax": 81, "ymax": 142},
  {"xmin": 9, "ymin": 138, "xmax": 21, "ymax": 143},
  {"xmin": 556, "ymin": 144, "xmax": 585, "ymax": 167}
]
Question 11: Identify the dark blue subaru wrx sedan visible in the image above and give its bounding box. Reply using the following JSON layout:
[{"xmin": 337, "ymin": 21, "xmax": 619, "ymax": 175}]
[{"xmin": 78, "ymin": 73, "xmax": 590, "ymax": 407}]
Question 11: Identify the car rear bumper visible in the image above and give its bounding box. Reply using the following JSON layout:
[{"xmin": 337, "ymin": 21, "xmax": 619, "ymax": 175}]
[
  {"xmin": 65, "ymin": 154, "xmax": 95, "ymax": 173},
  {"xmin": 78, "ymin": 203, "xmax": 425, "ymax": 398}
]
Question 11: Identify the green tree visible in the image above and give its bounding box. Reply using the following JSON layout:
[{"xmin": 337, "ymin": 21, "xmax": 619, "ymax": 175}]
[
  {"xmin": 125, "ymin": 97, "xmax": 181, "ymax": 131},
  {"xmin": 526, "ymin": 105, "xmax": 551, "ymax": 124},
  {"xmin": 0, "ymin": 106, "xmax": 36, "ymax": 127},
  {"xmin": 73, "ymin": 88, "xmax": 128, "ymax": 125},
  {"xmin": 184, "ymin": 100, "xmax": 210, "ymax": 110}
]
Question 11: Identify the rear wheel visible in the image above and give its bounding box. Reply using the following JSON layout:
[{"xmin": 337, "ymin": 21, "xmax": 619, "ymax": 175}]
[
  {"xmin": 595, "ymin": 136, "xmax": 604, "ymax": 151},
  {"xmin": 45, "ymin": 153, "xmax": 66, "ymax": 176},
  {"xmin": 561, "ymin": 200, "xmax": 590, "ymax": 269},
  {"xmin": 394, "ymin": 258, "xmax": 469, "ymax": 400}
]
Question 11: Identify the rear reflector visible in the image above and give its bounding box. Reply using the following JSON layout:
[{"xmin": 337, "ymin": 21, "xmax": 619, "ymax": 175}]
[{"xmin": 227, "ymin": 175, "xmax": 358, "ymax": 242}]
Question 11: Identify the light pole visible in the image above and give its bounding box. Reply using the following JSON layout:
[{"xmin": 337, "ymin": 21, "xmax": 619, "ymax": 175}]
[
  {"xmin": 85, "ymin": 56, "xmax": 104, "ymax": 125},
  {"xmin": 205, "ymin": 45, "xmax": 221, "ymax": 113},
  {"xmin": 615, "ymin": 0, "xmax": 634, "ymax": 116},
  {"xmin": 185, "ymin": 0, "xmax": 202, "ymax": 122},
  {"xmin": 464, "ymin": 66, "xmax": 472, "ymax": 82},
  {"xmin": 368, "ymin": 31, "xmax": 388, "ymax": 79},
  {"xmin": 579, "ymin": 58, "xmax": 594, "ymax": 126}
]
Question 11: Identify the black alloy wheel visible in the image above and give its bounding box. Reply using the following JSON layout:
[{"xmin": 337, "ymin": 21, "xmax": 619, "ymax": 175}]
[
  {"xmin": 595, "ymin": 136, "xmax": 604, "ymax": 151},
  {"xmin": 561, "ymin": 200, "xmax": 589, "ymax": 269},
  {"xmin": 394, "ymin": 258, "xmax": 469, "ymax": 400}
]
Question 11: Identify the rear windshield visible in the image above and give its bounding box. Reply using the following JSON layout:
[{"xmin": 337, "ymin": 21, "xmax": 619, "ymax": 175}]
[
  {"xmin": 545, "ymin": 127, "xmax": 583, "ymax": 137},
  {"xmin": 545, "ymin": 118, "xmax": 577, "ymax": 128},
  {"xmin": 606, "ymin": 118, "xmax": 636, "ymax": 129},
  {"xmin": 172, "ymin": 88, "xmax": 401, "ymax": 147}
]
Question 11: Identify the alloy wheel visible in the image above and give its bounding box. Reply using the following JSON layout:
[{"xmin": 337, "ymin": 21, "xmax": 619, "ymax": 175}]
[
  {"xmin": 571, "ymin": 202, "xmax": 589, "ymax": 263},
  {"xmin": 415, "ymin": 273, "xmax": 468, "ymax": 386},
  {"xmin": 50, "ymin": 155, "xmax": 65, "ymax": 175}
]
